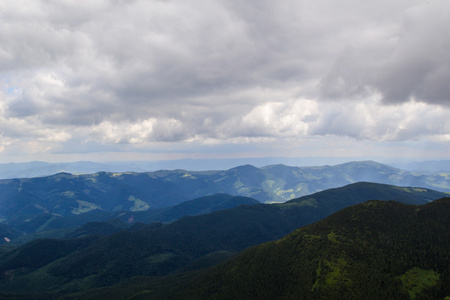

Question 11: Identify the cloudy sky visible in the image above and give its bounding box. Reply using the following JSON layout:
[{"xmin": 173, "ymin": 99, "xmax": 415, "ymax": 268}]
[{"xmin": 0, "ymin": 0, "xmax": 449, "ymax": 163}]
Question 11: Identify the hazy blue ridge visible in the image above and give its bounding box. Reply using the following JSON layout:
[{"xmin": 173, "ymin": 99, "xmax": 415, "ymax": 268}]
[{"xmin": 1, "ymin": 161, "xmax": 450, "ymax": 231}]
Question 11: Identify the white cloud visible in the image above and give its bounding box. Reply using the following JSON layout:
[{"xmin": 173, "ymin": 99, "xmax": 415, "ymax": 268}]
[
  {"xmin": 0, "ymin": 0, "xmax": 449, "ymax": 160},
  {"xmin": 310, "ymin": 99, "xmax": 450, "ymax": 141}
]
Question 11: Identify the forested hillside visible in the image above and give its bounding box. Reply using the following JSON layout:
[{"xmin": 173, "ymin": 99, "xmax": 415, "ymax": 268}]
[
  {"xmin": 0, "ymin": 182, "xmax": 447, "ymax": 298},
  {"xmin": 91, "ymin": 198, "xmax": 450, "ymax": 300}
]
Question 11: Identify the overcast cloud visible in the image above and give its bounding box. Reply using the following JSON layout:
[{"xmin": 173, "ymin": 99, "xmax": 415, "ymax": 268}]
[{"xmin": 0, "ymin": 0, "xmax": 449, "ymax": 162}]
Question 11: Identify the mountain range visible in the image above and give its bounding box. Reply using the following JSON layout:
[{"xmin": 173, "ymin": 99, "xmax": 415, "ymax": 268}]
[
  {"xmin": 0, "ymin": 182, "xmax": 447, "ymax": 298},
  {"xmin": 1, "ymin": 161, "xmax": 450, "ymax": 229},
  {"xmin": 0, "ymin": 161, "xmax": 449, "ymax": 299},
  {"xmin": 2, "ymin": 158, "xmax": 450, "ymax": 179}
]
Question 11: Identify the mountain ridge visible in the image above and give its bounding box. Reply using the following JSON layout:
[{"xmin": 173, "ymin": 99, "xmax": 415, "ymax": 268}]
[
  {"xmin": 162, "ymin": 198, "xmax": 450, "ymax": 299},
  {"xmin": 0, "ymin": 182, "xmax": 447, "ymax": 296},
  {"xmin": 2, "ymin": 160, "xmax": 450, "ymax": 228}
]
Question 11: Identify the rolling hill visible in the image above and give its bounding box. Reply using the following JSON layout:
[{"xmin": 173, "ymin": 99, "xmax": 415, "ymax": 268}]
[
  {"xmin": 5, "ymin": 194, "xmax": 258, "ymax": 244},
  {"xmin": 0, "ymin": 182, "xmax": 447, "ymax": 297}
]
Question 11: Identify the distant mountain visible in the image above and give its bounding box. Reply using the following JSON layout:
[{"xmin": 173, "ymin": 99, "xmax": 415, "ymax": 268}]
[
  {"xmin": 0, "ymin": 171, "xmax": 191, "ymax": 225},
  {"xmin": 0, "ymin": 182, "xmax": 446, "ymax": 297},
  {"xmin": 2, "ymin": 160, "xmax": 450, "ymax": 228},
  {"xmin": 0, "ymin": 161, "xmax": 113, "ymax": 179},
  {"xmin": 170, "ymin": 198, "xmax": 450, "ymax": 300},
  {"xmin": 390, "ymin": 159, "xmax": 450, "ymax": 174},
  {"xmin": 0, "ymin": 157, "xmax": 364, "ymax": 179}
]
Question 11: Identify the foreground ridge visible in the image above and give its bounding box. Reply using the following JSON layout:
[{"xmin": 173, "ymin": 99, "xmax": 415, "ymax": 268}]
[{"xmin": 174, "ymin": 198, "xmax": 450, "ymax": 299}]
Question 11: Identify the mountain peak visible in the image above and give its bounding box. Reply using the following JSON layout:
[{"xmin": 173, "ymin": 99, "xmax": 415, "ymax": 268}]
[{"xmin": 230, "ymin": 164, "xmax": 259, "ymax": 171}]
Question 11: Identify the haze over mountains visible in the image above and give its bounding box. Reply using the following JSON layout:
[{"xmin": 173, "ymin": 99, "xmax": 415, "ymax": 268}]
[
  {"xmin": 0, "ymin": 160, "xmax": 449, "ymax": 299},
  {"xmin": 0, "ymin": 159, "xmax": 346, "ymax": 179},
  {"xmin": 2, "ymin": 158, "xmax": 450, "ymax": 179}
]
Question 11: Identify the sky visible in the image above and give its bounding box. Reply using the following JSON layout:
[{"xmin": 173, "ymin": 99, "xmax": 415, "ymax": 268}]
[{"xmin": 0, "ymin": 0, "xmax": 449, "ymax": 163}]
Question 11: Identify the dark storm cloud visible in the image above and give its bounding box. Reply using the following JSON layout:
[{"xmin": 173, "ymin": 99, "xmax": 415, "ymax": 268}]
[{"xmin": 320, "ymin": 2, "xmax": 450, "ymax": 105}]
